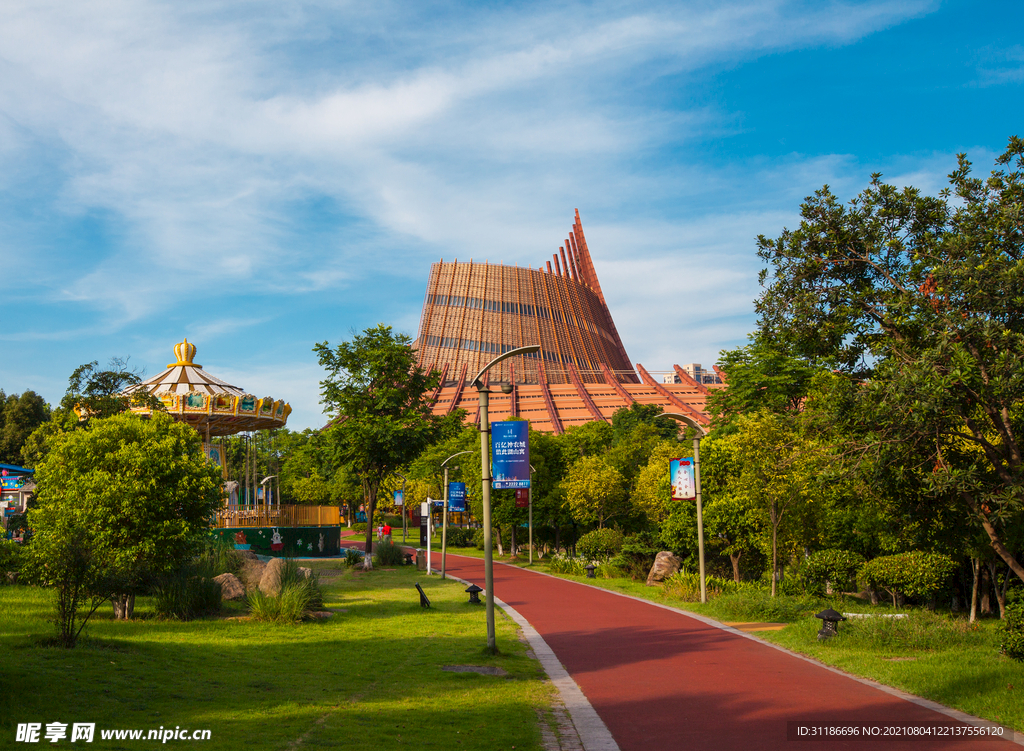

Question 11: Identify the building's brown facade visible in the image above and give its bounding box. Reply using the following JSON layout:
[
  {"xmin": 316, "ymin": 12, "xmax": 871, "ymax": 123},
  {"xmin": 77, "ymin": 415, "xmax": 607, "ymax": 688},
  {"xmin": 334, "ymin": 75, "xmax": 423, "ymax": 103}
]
[{"xmin": 415, "ymin": 210, "xmax": 721, "ymax": 434}]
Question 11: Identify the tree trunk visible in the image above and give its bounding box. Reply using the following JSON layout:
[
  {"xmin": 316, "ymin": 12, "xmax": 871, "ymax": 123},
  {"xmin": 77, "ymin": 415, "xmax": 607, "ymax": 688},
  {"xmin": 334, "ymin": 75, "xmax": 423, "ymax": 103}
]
[
  {"xmin": 770, "ymin": 501, "xmax": 779, "ymax": 598},
  {"xmin": 495, "ymin": 526, "xmax": 503, "ymax": 556},
  {"xmin": 969, "ymin": 558, "xmax": 979, "ymax": 624},
  {"xmin": 730, "ymin": 553, "xmax": 742, "ymax": 583},
  {"xmin": 988, "ymin": 561, "xmax": 1010, "ymax": 619},
  {"xmin": 962, "ymin": 492, "xmax": 1024, "ymax": 585},
  {"xmin": 554, "ymin": 527, "xmax": 560, "ymax": 555},
  {"xmin": 362, "ymin": 481, "xmax": 376, "ymax": 571},
  {"xmin": 510, "ymin": 526, "xmax": 517, "ymax": 557},
  {"xmin": 980, "ymin": 564, "xmax": 992, "ymax": 614},
  {"xmin": 111, "ymin": 593, "xmax": 135, "ymax": 620}
]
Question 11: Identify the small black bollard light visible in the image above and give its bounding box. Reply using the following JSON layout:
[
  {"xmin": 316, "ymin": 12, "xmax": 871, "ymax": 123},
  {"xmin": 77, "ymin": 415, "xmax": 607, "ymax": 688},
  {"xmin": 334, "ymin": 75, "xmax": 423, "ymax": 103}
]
[
  {"xmin": 415, "ymin": 582, "xmax": 431, "ymax": 608},
  {"xmin": 465, "ymin": 583, "xmax": 483, "ymax": 604},
  {"xmin": 403, "ymin": 552, "xmax": 413, "ymax": 566},
  {"xmin": 815, "ymin": 608, "xmax": 846, "ymax": 640},
  {"xmin": 585, "ymin": 563, "xmax": 597, "ymax": 579}
]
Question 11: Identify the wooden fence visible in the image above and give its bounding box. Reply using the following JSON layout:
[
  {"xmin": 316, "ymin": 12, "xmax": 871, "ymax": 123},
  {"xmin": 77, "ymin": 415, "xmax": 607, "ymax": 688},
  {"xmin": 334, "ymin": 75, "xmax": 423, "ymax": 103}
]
[{"xmin": 214, "ymin": 504, "xmax": 343, "ymax": 529}]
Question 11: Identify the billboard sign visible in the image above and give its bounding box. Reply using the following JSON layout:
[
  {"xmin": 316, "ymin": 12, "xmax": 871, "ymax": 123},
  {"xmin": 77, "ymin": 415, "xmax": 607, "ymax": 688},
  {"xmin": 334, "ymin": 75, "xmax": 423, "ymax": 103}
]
[
  {"xmin": 492, "ymin": 421, "xmax": 530, "ymax": 489},
  {"xmin": 448, "ymin": 482, "xmax": 466, "ymax": 512},
  {"xmin": 670, "ymin": 458, "xmax": 696, "ymax": 500},
  {"xmin": 393, "ymin": 489, "xmax": 404, "ymax": 507},
  {"xmin": 515, "ymin": 488, "xmax": 529, "ymax": 508}
]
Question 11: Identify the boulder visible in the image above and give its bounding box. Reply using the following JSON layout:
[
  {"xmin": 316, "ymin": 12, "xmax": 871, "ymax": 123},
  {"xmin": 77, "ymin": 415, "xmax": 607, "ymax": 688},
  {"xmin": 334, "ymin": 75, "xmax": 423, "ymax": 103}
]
[
  {"xmin": 259, "ymin": 557, "xmax": 286, "ymax": 596},
  {"xmin": 646, "ymin": 551, "xmax": 682, "ymax": 586},
  {"xmin": 239, "ymin": 558, "xmax": 267, "ymax": 591},
  {"xmin": 298, "ymin": 566, "xmax": 313, "ymax": 579},
  {"xmin": 213, "ymin": 572, "xmax": 245, "ymax": 601}
]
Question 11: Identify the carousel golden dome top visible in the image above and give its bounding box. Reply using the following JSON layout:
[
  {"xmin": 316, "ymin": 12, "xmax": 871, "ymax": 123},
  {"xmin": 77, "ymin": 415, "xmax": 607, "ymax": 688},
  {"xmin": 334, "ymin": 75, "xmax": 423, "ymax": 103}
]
[{"xmin": 168, "ymin": 338, "xmax": 201, "ymax": 368}]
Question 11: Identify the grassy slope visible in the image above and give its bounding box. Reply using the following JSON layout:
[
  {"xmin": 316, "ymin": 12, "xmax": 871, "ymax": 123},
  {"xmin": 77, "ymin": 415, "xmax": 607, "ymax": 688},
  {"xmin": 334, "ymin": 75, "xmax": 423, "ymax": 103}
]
[{"xmin": 0, "ymin": 566, "xmax": 553, "ymax": 751}]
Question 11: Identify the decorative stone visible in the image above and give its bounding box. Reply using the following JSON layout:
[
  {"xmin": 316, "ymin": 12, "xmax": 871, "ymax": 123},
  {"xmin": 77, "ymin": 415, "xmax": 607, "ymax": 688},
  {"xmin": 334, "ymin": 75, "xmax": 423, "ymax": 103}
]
[
  {"xmin": 298, "ymin": 566, "xmax": 313, "ymax": 579},
  {"xmin": 259, "ymin": 557, "xmax": 286, "ymax": 596},
  {"xmin": 646, "ymin": 551, "xmax": 682, "ymax": 586},
  {"xmin": 239, "ymin": 558, "xmax": 267, "ymax": 591},
  {"xmin": 213, "ymin": 572, "xmax": 245, "ymax": 601}
]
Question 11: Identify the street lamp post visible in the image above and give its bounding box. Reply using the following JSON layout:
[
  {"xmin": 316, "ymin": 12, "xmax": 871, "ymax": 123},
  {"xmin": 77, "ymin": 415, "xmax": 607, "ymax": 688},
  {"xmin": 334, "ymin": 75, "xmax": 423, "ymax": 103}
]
[
  {"xmin": 529, "ymin": 464, "xmax": 535, "ymax": 565},
  {"xmin": 661, "ymin": 412, "xmax": 709, "ymax": 604},
  {"xmin": 441, "ymin": 450, "xmax": 472, "ymax": 580},
  {"xmin": 474, "ymin": 345, "xmax": 541, "ymax": 654},
  {"xmin": 394, "ymin": 472, "xmax": 408, "ymax": 543}
]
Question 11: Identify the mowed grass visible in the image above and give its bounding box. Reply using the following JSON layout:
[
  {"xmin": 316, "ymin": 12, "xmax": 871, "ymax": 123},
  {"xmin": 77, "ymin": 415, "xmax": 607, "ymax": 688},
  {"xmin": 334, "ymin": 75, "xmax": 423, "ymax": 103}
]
[{"xmin": 0, "ymin": 565, "xmax": 554, "ymax": 751}]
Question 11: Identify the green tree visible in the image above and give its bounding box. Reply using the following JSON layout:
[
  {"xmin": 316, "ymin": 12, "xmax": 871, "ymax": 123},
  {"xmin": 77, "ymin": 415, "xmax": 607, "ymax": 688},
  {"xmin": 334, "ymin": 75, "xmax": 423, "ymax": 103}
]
[
  {"xmin": 314, "ymin": 324, "xmax": 443, "ymax": 568},
  {"xmin": 0, "ymin": 390, "xmax": 50, "ymax": 465},
  {"xmin": 28, "ymin": 413, "xmax": 221, "ymax": 633},
  {"xmin": 563, "ymin": 455, "xmax": 627, "ymax": 529},
  {"xmin": 611, "ymin": 403, "xmax": 679, "ymax": 444},
  {"xmin": 61, "ymin": 357, "xmax": 160, "ymax": 419},
  {"xmin": 706, "ymin": 336, "xmax": 817, "ymax": 432},
  {"xmin": 755, "ymin": 137, "xmax": 1024, "ymax": 584}
]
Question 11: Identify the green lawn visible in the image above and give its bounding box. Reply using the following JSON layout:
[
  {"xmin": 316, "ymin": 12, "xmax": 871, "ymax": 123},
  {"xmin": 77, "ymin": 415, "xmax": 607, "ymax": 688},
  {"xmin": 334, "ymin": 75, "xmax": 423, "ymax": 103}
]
[{"xmin": 0, "ymin": 566, "xmax": 555, "ymax": 750}]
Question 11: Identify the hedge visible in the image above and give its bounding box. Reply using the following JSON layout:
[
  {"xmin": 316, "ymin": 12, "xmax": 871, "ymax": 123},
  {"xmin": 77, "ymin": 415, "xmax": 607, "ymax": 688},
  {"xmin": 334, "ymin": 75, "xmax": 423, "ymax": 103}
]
[
  {"xmin": 858, "ymin": 551, "xmax": 956, "ymax": 607},
  {"xmin": 576, "ymin": 529, "xmax": 625, "ymax": 562},
  {"xmin": 804, "ymin": 549, "xmax": 865, "ymax": 595}
]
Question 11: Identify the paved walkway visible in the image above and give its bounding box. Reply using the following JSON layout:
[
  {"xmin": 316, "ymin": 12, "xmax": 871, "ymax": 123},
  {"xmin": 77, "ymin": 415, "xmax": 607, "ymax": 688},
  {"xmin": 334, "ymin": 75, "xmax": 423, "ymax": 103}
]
[
  {"xmin": 439, "ymin": 553, "xmax": 1017, "ymax": 751},
  {"xmin": 336, "ymin": 541, "xmax": 1017, "ymax": 750}
]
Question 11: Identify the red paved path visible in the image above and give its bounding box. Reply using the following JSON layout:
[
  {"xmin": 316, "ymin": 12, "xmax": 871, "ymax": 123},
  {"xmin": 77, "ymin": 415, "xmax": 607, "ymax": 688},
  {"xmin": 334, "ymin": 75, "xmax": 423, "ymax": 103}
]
[
  {"xmin": 336, "ymin": 541, "xmax": 1016, "ymax": 750},
  {"xmin": 439, "ymin": 553, "xmax": 1016, "ymax": 751}
]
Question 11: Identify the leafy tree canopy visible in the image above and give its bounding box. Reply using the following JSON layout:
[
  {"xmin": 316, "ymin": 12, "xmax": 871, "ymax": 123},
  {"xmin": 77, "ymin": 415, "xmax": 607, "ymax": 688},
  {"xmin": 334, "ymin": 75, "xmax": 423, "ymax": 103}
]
[{"xmin": 755, "ymin": 137, "xmax": 1024, "ymax": 583}]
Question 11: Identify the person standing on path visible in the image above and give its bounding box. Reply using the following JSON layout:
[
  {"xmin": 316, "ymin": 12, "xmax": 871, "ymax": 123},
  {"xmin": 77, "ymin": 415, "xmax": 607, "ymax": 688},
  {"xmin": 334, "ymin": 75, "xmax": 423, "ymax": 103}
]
[{"xmin": 383, "ymin": 523, "xmax": 392, "ymax": 543}]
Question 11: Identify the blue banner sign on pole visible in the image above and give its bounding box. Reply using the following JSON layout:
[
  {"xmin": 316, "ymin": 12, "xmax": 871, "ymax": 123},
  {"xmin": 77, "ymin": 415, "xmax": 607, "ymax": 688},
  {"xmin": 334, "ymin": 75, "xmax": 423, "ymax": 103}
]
[
  {"xmin": 448, "ymin": 482, "xmax": 467, "ymax": 512},
  {"xmin": 669, "ymin": 458, "xmax": 696, "ymax": 500},
  {"xmin": 393, "ymin": 489, "xmax": 404, "ymax": 507},
  {"xmin": 492, "ymin": 421, "xmax": 530, "ymax": 489}
]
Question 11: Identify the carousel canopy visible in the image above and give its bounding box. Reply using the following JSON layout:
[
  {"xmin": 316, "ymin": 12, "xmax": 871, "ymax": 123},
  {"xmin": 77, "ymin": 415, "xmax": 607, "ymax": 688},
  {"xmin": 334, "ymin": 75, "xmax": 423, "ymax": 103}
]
[{"xmin": 124, "ymin": 339, "xmax": 291, "ymax": 437}]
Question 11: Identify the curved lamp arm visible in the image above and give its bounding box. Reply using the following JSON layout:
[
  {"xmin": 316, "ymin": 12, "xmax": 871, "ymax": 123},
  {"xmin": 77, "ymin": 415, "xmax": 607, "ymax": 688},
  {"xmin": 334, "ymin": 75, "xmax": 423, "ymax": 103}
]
[
  {"xmin": 660, "ymin": 412, "xmax": 708, "ymax": 438},
  {"xmin": 471, "ymin": 345, "xmax": 541, "ymax": 388}
]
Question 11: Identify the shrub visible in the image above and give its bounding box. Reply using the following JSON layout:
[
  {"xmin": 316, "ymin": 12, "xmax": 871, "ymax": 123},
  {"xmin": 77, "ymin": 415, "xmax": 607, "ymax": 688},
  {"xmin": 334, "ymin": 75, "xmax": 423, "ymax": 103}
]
[
  {"xmin": 608, "ymin": 532, "xmax": 660, "ymax": 581},
  {"xmin": 858, "ymin": 551, "xmax": 957, "ymax": 607},
  {"xmin": 248, "ymin": 559, "xmax": 323, "ymax": 622},
  {"xmin": 804, "ymin": 549, "xmax": 865, "ymax": 595},
  {"xmin": 473, "ymin": 528, "xmax": 489, "ymax": 550},
  {"xmin": 576, "ymin": 529, "xmax": 624, "ymax": 562},
  {"xmin": 374, "ymin": 540, "xmax": 405, "ymax": 567},
  {"xmin": 1003, "ymin": 602, "xmax": 1024, "ymax": 662},
  {"xmin": 343, "ymin": 548, "xmax": 364, "ymax": 567},
  {"xmin": 154, "ymin": 568, "xmax": 222, "ymax": 621},
  {"xmin": 707, "ymin": 591, "xmax": 826, "ymax": 623},
  {"xmin": 663, "ymin": 571, "xmax": 747, "ymax": 602},
  {"xmin": 0, "ymin": 539, "xmax": 23, "ymax": 582},
  {"xmin": 548, "ymin": 555, "xmax": 588, "ymax": 576},
  {"xmin": 445, "ymin": 528, "xmax": 474, "ymax": 547}
]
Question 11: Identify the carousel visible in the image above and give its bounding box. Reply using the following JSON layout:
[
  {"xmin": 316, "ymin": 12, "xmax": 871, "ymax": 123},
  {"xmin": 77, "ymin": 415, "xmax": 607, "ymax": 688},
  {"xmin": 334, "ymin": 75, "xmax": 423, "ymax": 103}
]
[{"xmin": 123, "ymin": 339, "xmax": 342, "ymax": 556}]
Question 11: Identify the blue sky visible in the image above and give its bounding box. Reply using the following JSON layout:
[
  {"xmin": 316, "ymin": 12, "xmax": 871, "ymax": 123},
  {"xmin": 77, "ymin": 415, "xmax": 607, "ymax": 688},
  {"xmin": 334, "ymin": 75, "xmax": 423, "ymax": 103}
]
[{"xmin": 1, "ymin": 0, "xmax": 1021, "ymax": 431}]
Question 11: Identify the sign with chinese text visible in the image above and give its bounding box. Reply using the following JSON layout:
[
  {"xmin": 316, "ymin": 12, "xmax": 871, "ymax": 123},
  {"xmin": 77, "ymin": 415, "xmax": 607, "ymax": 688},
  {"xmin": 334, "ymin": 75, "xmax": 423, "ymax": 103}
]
[
  {"xmin": 393, "ymin": 489, "xmax": 404, "ymax": 507},
  {"xmin": 492, "ymin": 421, "xmax": 530, "ymax": 489},
  {"xmin": 448, "ymin": 482, "xmax": 466, "ymax": 512},
  {"xmin": 515, "ymin": 488, "xmax": 529, "ymax": 508},
  {"xmin": 670, "ymin": 458, "xmax": 696, "ymax": 500}
]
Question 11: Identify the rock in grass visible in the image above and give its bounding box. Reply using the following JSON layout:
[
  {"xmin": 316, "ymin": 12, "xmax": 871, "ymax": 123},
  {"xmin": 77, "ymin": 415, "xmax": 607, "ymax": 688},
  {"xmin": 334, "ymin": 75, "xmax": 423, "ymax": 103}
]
[
  {"xmin": 214, "ymin": 573, "xmax": 245, "ymax": 601},
  {"xmin": 298, "ymin": 566, "xmax": 313, "ymax": 579},
  {"xmin": 646, "ymin": 551, "xmax": 682, "ymax": 586},
  {"xmin": 260, "ymin": 557, "xmax": 285, "ymax": 596},
  {"xmin": 239, "ymin": 559, "xmax": 267, "ymax": 591}
]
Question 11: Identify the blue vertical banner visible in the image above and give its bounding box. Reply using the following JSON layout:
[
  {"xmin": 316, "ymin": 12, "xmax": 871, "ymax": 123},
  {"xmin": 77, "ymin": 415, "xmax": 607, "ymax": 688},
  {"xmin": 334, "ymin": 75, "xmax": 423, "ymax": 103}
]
[
  {"xmin": 448, "ymin": 482, "xmax": 467, "ymax": 512},
  {"xmin": 393, "ymin": 489, "xmax": 404, "ymax": 507},
  {"xmin": 669, "ymin": 458, "xmax": 696, "ymax": 500},
  {"xmin": 492, "ymin": 421, "xmax": 530, "ymax": 489}
]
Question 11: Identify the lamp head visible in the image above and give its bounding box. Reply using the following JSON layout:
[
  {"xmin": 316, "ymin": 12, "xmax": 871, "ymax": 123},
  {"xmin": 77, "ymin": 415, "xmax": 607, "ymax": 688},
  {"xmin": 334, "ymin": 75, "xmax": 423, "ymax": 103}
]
[{"xmin": 500, "ymin": 383, "xmax": 514, "ymax": 394}]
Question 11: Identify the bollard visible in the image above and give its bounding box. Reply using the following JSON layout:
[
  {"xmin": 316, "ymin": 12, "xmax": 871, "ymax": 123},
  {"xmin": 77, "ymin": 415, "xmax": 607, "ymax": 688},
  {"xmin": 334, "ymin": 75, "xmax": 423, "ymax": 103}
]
[{"xmin": 416, "ymin": 548, "xmax": 426, "ymax": 571}]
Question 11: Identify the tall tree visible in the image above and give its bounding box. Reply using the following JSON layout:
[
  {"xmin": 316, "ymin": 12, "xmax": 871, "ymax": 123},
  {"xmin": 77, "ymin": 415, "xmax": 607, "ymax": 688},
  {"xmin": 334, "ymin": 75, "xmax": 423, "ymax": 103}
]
[
  {"xmin": 756, "ymin": 137, "xmax": 1024, "ymax": 584},
  {"xmin": 314, "ymin": 324, "xmax": 443, "ymax": 568},
  {"xmin": 0, "ymin": 390, "xmax": 50, "ymax": 465}
]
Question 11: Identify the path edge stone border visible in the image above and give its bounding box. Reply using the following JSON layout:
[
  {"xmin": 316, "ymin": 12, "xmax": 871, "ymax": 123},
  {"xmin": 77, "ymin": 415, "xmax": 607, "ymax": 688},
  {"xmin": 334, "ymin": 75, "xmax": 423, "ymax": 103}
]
[
  {"xmin": 491, "ymin": 560, "xmax": 1023, "ymax": 748},
  {"xmin": 441, "ymin": 570, "xmax": 620, "ymax": 751}
]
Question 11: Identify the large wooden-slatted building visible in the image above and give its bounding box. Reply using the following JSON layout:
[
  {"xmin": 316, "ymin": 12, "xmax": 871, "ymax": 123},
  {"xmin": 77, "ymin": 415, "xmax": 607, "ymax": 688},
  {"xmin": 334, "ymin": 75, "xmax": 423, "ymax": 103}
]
[{"xmin": 415, "ymin": 210, "xmax": 724, "ymax": 434}]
